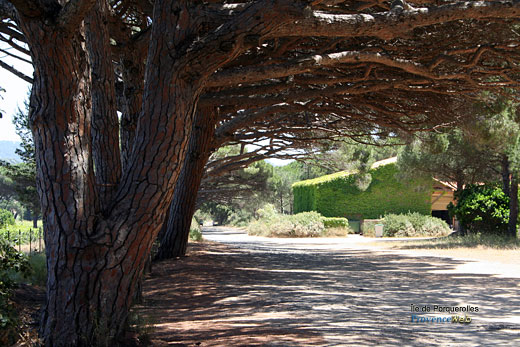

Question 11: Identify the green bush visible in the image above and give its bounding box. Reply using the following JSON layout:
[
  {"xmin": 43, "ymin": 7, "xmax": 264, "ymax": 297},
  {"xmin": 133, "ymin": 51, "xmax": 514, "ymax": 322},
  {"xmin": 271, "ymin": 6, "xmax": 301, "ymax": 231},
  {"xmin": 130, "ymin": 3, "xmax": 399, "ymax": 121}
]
[
  {"xmin": 383, "ymin": 214, "xmax": 415, "ymax": 237},
  {"xmin": 364, "ymin": 212, "xmax": 451, "ymax": 237},
  {"xmin": 0, "ymin": 237, "xmax": 31, "ymax": 345},
  {"xmin": 0, "ymin": 209, "xmax": 14, "ymax": 229},
  {"xmin": 293, "ymin": 163, "xmax": 432, "ymax": 219},
  {"xmin": 322, "ymin": 217, "xmax": 350, "ymax": 228},
  {"xmin": 256, "ymin": 204, "xmax": 279, "ymax": 220},
  {"xmin": 189, "ymin": 218, "xmax": 203, "ymax": 241},
  {"xmin": 321, "ymin": 217, "xmax": 353, "ymax": 236},
  {"xmin": 247, "ymin": 208, "xmax": 325, "ymax": 237},
  {"xmin": 448, "ymin": 184, "xmax": 509, "ymax": 235}
]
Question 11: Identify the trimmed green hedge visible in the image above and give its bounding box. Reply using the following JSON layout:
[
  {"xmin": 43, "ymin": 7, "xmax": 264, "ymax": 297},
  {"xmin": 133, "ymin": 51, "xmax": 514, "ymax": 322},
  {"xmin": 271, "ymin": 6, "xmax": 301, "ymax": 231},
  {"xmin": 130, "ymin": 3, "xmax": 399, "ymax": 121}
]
[
  {"xmin": 293, "ymin": 163, "xmax": 432, "ymax": 219},
  {"xmin": 322, "ymin": 217, "xmax": 349, "ymax": 228}
]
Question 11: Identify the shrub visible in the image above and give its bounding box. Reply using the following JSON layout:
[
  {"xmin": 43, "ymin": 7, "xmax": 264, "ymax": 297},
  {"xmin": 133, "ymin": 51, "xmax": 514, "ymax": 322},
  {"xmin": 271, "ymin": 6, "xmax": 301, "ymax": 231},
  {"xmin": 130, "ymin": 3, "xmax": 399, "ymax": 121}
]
[
  {"xmin": 0, "ymin": 209, "xmax": 15, "ymax": 229},
  {"xmin": 247, "ymin": 208, "xmax": 325, "ymax": 237},
  {"xmin": 321, "ymin": 217, "xmax": 353, "ymax": 236},
  {"xmin": 289, "ymin": 212, "xmax": 325, "ymax": 237},
  {"xmin": 256, "ymin": 203, "xmax": 278, "ymax": 220},
  {"xmin": 27, "ymin": 253, "xmax": 47, "ymax": 286},
  {"xmin": 383, "ymin": 214, "xmax": 414, "ymax": 237},
  {"xmin": 189, "ymin": 218, "xmax": 203, "ymax": 241},
  {"xmin": 448, "ymin": 184, "xmax": 509, "ymax": 235},
  {"xmin": 364, "ymin": 212, "xmax": 451, "ymax": 237},
  {"xmin": 322, "ymin": 217, "xmax": 349, "ymax": 229},
  {"xmin": 0, "ymin": 237, "xmax": 31, "ymax": 345}
]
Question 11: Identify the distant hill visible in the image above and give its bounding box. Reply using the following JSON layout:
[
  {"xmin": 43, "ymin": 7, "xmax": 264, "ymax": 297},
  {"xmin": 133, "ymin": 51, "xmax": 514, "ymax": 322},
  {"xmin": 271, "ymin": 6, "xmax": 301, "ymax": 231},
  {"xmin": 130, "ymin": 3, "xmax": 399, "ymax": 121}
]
[{"xmin": 0, "ymin": 141, "xmax": 21, "ymax": 163}]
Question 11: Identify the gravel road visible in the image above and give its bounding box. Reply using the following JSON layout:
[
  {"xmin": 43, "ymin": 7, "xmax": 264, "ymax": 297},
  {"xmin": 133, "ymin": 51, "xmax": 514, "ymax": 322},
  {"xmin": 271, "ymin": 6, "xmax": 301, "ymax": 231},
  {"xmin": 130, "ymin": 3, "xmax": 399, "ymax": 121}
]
[{"xmin": 141, "ymin": 226, "xmax": 520, "ymax": 346}]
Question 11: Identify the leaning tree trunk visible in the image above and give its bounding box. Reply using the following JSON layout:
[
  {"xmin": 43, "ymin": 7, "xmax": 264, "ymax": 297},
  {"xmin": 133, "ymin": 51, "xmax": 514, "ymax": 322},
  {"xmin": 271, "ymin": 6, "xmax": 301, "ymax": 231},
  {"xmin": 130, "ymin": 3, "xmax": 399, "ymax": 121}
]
[
  {"xmin": 508, "ymin": 171, "xmax": 518, "ymax": 238},
  {"xmin": 155, "ymin": 108, "xmax": 217, "ymax": 260}
]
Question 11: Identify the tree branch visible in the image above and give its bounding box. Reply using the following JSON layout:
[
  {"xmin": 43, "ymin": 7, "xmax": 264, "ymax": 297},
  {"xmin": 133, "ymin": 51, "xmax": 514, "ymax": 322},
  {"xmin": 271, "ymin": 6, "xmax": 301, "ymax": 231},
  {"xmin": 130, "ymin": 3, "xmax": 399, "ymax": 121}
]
[
  {"xmin": 0, "ymin": 58, "xmax": 32, "ymax": 83},
  {"xmin": 208, "ymin": 50, "xmax": 468, "ymax": 88},
  {"xmin": 271, "ymin": 0, "xmax": 520, "ymax": 40}
]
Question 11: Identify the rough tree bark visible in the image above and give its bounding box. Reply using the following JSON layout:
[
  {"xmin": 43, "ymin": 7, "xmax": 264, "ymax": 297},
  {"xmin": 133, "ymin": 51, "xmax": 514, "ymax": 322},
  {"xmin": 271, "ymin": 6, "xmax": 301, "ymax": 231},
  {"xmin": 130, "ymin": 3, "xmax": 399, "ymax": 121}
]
[
  {"xmin": 155, "ymin": 108, "xmax": 217, "ymax": 260},
  {"xmin": 12, "ymin": 0, "xmax": 304, "ymax": 344},
  {"xmin": 119, "ymin": 45, "xmax": 146, "ymax": 170},
  {"xmin": 86, "ymin": 0, "xmax": 122, "ymax": 208}
]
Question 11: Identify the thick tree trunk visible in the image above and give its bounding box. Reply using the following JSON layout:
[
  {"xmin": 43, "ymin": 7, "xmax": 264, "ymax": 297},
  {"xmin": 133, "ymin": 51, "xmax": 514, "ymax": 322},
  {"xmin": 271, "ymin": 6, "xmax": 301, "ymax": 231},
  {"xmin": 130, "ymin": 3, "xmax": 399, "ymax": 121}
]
[
  {"xmin": 19, "ymin": 3, "xmax": 202, "ymax": 344},
  {"xmin": 13, "ymin": 0, "xmax": 303, "ymax": 344},
  {"xmin": 508, "ymin": 171, "xmax": 518, "ymax": 238},
  {"xmin": 86, "ymin": 0, "xmax": 122, "ymax": 207},
  {"xmin": 119, "ymin": 48, "xmax": 146, "ymax": 169},
  {"xmin": 155, "ymin": 108, "xmax": 217, "ymax": 260}
]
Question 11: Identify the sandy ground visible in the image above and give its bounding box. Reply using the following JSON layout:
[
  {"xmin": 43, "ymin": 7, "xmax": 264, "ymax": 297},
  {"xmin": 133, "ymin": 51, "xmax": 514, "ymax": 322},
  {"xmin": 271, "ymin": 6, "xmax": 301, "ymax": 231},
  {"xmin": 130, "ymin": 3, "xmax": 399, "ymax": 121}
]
[
  {"xmin": 334, "ymin": 234, "xmax": 520, "ymax": 279},
  {"xmin": 138, "ymin": 227, "xmax": 520, "ymax": 346}
]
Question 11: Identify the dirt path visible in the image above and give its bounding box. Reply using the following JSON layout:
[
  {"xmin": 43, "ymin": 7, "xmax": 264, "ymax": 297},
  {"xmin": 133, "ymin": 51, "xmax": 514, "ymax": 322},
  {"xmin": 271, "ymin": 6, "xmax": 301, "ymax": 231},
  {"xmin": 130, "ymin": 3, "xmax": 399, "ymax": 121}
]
[{"xmin": 139, "ymin": 227, "xmax": 520, "ymax": 346}]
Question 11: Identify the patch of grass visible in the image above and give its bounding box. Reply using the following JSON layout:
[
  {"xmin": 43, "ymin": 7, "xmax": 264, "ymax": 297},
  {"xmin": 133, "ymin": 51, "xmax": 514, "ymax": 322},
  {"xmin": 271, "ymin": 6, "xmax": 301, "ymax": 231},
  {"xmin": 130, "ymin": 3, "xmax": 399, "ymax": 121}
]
[{"xmin": 392, "ymin": 233, "xmax": 520, "ymax": 250}]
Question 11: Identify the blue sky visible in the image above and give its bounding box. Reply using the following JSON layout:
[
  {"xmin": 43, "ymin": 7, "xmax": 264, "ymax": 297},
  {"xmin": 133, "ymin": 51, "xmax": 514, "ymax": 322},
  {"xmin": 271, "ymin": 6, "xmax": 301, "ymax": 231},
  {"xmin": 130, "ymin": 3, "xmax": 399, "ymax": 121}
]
[{"xmin": 0, "ymin": 43, "xmax": 32, "ymax": 142}]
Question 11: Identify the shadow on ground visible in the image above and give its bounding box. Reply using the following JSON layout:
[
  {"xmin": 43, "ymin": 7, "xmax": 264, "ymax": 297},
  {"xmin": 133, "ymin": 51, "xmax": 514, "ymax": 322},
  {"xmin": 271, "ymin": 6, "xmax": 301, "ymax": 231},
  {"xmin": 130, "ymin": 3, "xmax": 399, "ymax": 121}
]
[{"xmin": 138, "ymin": 228, "xmax": 520, "ymax": 346}]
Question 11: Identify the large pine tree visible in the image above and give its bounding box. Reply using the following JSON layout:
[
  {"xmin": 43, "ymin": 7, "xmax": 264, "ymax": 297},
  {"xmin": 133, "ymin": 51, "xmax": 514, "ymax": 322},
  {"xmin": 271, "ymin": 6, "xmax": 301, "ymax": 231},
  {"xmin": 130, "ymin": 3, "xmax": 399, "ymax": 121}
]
[{"xmin": 2, "ymin": 0, "xmax": 520, "ymax": 344}]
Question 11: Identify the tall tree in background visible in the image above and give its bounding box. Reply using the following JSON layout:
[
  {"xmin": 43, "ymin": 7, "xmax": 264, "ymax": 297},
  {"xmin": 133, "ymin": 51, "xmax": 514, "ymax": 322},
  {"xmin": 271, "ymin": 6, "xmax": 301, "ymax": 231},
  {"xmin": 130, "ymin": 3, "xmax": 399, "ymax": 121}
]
[
  {"xmin": 399, "ymin": 95, "xmax": 520, "ymax": 238},
  {"xmin": 2, "ymin": 0, "xmax": 520, "ymax": 344},
  {"xmin": 0, "ymin": 97, "xmax": 40, "ymax": 227},
  {"xmin": 467, "ymin": 95, "xmax": 520, "ymax": 238},
  {"xmin": 0, "ymin": 162, "xmax": 40, "ymax": 227},
  {"xmin": 398, "ymin": 129, "xmax": 495, "ymax": 191}
]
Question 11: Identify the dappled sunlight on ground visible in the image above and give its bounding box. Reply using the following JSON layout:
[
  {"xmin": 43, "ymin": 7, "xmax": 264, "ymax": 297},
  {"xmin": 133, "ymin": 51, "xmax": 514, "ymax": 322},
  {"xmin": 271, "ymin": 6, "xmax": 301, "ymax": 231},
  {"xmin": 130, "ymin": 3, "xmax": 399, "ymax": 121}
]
[{"xmin": 137, "ymin": 227, "xmax": 520, "ymax": 346}]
